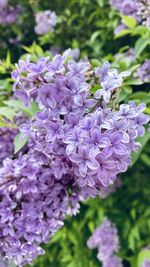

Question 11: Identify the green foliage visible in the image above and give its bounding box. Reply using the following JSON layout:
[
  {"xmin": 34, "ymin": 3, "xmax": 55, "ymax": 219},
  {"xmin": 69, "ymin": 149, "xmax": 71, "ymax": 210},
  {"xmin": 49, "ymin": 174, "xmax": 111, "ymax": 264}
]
[{"xmin": 14, "ymin": 133, "xmax": 28, "ymax": 154}]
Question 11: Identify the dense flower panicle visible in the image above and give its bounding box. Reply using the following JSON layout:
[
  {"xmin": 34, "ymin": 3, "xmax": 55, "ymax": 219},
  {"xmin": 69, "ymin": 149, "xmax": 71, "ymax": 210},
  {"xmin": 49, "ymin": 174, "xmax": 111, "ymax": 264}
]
[
  {"xmin": 136, "ymin": 60, "xmax": 150, "ymax": 82},
  {"xmin": 0, "ymin": 51, "xmax": 147, "ymax": 266},
  {"xmin": 0, "ymin": 1, "xmax": 22, "ymax": 25},
  {"xmin": 87, "ymin": 218, "xmax": 123, "ymax": 266},
  {"xmin": 142, "ymin": 259, "xmax": 150, "ymax": 267},
  {"xmin": 137, "ymin": 0, "xmax": 150, "ymax": 27},
  {"xmin": 35, "ymin": 10, "xmax": 57, "ymax": 35}
]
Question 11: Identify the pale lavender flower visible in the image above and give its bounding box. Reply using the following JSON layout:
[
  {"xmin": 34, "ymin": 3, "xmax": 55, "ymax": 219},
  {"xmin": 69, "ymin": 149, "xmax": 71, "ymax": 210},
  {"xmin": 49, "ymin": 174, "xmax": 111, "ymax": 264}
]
[{"xmin": 95, "ymin": 63, "xmax": 130, "ymax": 102}]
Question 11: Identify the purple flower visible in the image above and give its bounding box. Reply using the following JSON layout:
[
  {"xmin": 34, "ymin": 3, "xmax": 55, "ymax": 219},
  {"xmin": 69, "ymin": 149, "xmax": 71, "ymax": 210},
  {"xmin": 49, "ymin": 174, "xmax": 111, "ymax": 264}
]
[
  {"xmin": 69, "ymin": 144, "xmax": 99, "ymax": 177},
  {"xmin": 14, "ymin": 88, "xmax": 30, "ymax": 106},
  {"xmin": 95, "ymin": 153, "xmax": 118, "ymax": 186},
  {"xmin": 38, "ymin": 84, "xmax": 56, "ymax": 108},
  {"xmin": 46, "ymin": 54, "xmax": 65, "ymax": 75},
  {"xmin": 103, "ymin": 132, "xmax": 129, "ymax": 157},
  {"xmin": 67, "ymin": 60, "xmax": 90, "ymax": 81},
  {"xmin": 45, "ymin": 121, "xmax": 64, "ymax": 142},
  {"xmin": 21, "ymin": 179, "xmax": 38, "ymax": 194}
]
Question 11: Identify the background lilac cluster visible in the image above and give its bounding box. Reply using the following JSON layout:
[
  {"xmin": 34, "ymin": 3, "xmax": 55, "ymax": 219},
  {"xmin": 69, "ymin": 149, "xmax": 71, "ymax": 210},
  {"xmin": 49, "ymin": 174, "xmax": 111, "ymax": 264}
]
[
  {"xmin": 34, "ymin": 10, "xmax": 57, "ymax": 35},
  {"xmin": 87, "ymin": 218, "xmax": 123, "ymax": 267},
  {"xmin": 0, "ymin": 0, "xmax": 22, "ymax": 25}
]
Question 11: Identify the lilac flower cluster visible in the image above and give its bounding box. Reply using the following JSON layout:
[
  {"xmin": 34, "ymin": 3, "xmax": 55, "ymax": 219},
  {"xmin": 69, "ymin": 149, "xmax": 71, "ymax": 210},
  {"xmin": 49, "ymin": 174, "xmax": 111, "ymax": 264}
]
[
  {"xmin": 136, "ymin": 60, "xmax": 150, "ymax": 82},
  {"xmin": 34, "ymin": 10, "xmax": 57, "ymax": 35},
  {"xmin": 0, "ymin": 51, "xmax": 146, "ymax": 266},
  {"xmin": 142, "ymin": 259, "xmax": 150, "ymax": 267},
  {"xmin": 137, "ymin": 0, "xmax": 150, "ymax": 27},
  {"xmin": 87, "ymin": 218, "xmax": 123, "ymax": 267},
  {"xmin": 0, "ymin": 0, "xmax": 22, "ymax": 25},
  {"xmin": 12, "ymin": 54, "xmax": 149, "ymax": 188}
]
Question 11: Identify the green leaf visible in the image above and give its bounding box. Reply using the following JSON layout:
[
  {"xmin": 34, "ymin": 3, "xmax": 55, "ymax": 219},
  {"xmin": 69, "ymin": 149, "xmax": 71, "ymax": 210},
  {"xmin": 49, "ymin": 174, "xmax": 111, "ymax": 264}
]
[
  {"xmin": 115, "ymin": 29, "xmax": 131, "ymax": 39},
  {"xmin": 96, "ymin": 0, "xmax": 104, "ymax": 7},
  {"xmin": 121, "ymin": 15, "xmax": 137, "ymax": 29},
  {"xmin": 131, "ymin": 132, "xmax": 150, "ymax": 165},
  {"xmin": 141, "ymin": 154, "xmax": 150, "ymax": 167},
  {"xmin": 14, "ymin": 133, "xmax": 28, "ymax": 154},
  {"xmin": 128, "ymin": 226, "xmax": 140, "ymax": 251},
  {"xmin": 0, "ymin": 107, "xmax": 15, "ymax": 121},
  {"xmin": 91, "ymin": 59, "xmax": 101, "ymax": 67},
  {"xmin": 90, "ymin": 31, "xmax": 100, "ymax": 43},
  {"xmin": 128, "ymin": 64, "xmax": 141, "ymax": 74},
  {"xmin": 126, "ymin": 78, "xmax": 143, "ymax": 85},
  {"xmin": 130, "ymin": 92, "xmax": 150, "ymax": 100},
  {"xmin": 6, "ymin": 51, "xmax": 11, "ymax": 68},
  {"xmin": 4, "ymin": 99, "xmax": 39, "ymax": 116},
  {"xmin": 135, "ymin": 37, "xmax": 150, "ymax": 58}
]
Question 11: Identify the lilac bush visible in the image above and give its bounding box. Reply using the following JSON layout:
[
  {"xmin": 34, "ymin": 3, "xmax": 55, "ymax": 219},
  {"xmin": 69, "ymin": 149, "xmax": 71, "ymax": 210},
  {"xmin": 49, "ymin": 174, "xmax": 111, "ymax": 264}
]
[
  {"xmin": 0, "ymin": 50, "xmax": 148, "ymax": 266},
  {"xmin": 87, "ymin": 218, "xmax": 123, "ymax": 267},
  {"xmin": 34, "ymin": 10, "xmax": 57, "ymax": 35}
]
